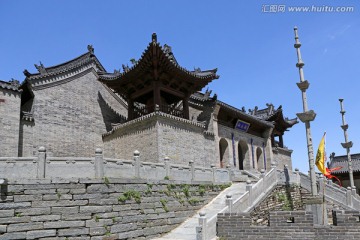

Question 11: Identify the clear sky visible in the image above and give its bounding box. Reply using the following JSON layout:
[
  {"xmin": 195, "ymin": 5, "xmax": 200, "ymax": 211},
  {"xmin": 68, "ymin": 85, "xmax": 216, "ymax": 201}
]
[{"xmin": 1, "ymin": 0, "xmax": 359, "ymax": 173}]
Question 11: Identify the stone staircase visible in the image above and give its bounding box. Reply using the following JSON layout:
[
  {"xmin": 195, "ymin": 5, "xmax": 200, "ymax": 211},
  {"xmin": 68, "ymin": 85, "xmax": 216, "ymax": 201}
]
[
  {"xmin": 153, "ymin": 182, "xmax": 247, "ymax": 240},
  {"xmin": 153, "ymin": 166, "xmax": 360, "ymax": 240}
]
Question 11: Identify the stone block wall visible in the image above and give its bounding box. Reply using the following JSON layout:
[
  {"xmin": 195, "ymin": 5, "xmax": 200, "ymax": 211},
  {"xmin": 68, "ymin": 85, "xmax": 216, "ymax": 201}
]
[
  {"xmin": 0, "ymin": 179, "xmax": 228, "ymax": 240},
  {"xmin": 0, "ymin": 88, "xmax": 21, "ymax": 157},
  {"xmin": 217, "ymin": 210, "xmax": 360, "ymax": 240}
]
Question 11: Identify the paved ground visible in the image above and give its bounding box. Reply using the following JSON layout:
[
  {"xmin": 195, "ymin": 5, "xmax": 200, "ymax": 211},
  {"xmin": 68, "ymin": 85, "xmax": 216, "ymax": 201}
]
[{"xmin": 153, "ymin": 182, "xmax": 247, "ymax": 240}]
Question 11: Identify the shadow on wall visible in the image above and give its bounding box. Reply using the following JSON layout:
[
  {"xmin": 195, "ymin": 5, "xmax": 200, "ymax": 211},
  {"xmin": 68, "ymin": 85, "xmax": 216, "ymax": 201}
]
[{"xmin": 98, "ymin": 92, "xmax": 126, "ymax": 132}]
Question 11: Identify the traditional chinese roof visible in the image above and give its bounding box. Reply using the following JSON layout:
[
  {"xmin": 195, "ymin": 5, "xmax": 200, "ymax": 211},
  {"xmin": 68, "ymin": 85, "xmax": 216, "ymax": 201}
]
[
  {"xmin": 0, "ymin": 80, "xmax": 22, "ymax": 93},
  {"xmin": 253, "ymin": 104, "xmax": 298, "ymax": 133},
  {"xmin": 328, "ymin": 153, "xmax": 360, "ymax": 174},
  {"xmin": 98, "ymin": 33, "xmax": 219, "ymax": 100},
  {"xmin": 23, "ymin": 45, "xmax": 106, "ymax": 81}
]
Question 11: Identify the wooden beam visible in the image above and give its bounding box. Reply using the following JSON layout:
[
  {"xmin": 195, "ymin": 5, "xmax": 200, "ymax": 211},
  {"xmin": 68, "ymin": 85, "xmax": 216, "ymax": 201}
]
[
  {"xmin": 130, "ymin": 86, "xmax": 153, "ymax": 100},
  {"xmin": 160, "ymin": 87, "xmax": 184, "ymax": 99}
]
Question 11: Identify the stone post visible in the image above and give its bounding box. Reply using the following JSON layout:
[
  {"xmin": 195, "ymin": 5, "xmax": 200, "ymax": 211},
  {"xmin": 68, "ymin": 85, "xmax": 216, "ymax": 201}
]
[
  {"xmin": 226, "ymin": 164, "xmax": 231, "ymax": 181},
  {"xmin": 196, "ymin": 212, "xmax": 207, "ymax": 240},
  {"xmin": 134, "ymin": 150, "xmax": 140, "ymax": 178},
  {"xmin": 346, "ymin": 186, "xmax": 353, "ymax": 207},
  {"xmin": 164, "ymin": 156, "xmax": 170, "ymax": 179},
  {"xmin": 352, "ymin": 186, "xmax": 357, "ymax": 196},
  {"xmin": 271, "ymin": 161, "xmax": 276, "ymax": 169},
  {"xmin": 260, "ymin": 169, "xmax": 265, "ymax": 178},
  {"xmin": 339, "ymin": 99, "xmax": 355, "ymax": 189},
  {"xmin": 226, "ymin": 194, "xmax": 233, "ymax": 213},
  {"xmin": 189, "ymin": 160, "xmax": 195, "ymax": 181},
  {"xmin": 211, "ymin": 164, "xmax": 216, "ymax": 183},
  {"xmin": 293, "ymin": 27, "xmax": 318, "ymax": 196},
  {"xmin": 37, "ymin": 146, "xmax": 46, "ymax": 178},
  {"xmin": 319, "ymin": 174, "xmax": 325, "ymax": 196},
  {"xmin": 95, "ymin": 148, "xmax": 104, "ymax": 178},
  {"xmin": 246, "ymin": 180, "xmax": 252, "ymax": 207}
]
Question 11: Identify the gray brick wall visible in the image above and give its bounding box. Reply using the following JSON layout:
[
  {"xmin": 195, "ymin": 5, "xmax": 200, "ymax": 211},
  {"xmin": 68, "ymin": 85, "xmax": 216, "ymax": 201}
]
[
  {"xmin": 103, "ymin": 113, "xmax": 216, "ymax": 166},
  {"xmin": 0, "ymin": 179, "xmax": 227, "ymax": 239},
  {"xmin": 217, "ymin": 210, "xmax": 360, "ymax": 240},
  {"xmin": 273, "ymin": 147, "xmax": 293, "ymax": 171},
  {"xmin": 19, "ymin": 70, "xmax": 127, "ymax": 157},
  {"xmin": 0, "ymin": 88, "xmax": 21, "ymax": 157}
]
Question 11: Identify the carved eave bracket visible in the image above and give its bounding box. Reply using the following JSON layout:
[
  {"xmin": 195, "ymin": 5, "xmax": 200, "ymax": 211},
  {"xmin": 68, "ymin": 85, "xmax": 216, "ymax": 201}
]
[{"xmin": 296, "ymin": 110, "xmax": 316, "ymax": 123}]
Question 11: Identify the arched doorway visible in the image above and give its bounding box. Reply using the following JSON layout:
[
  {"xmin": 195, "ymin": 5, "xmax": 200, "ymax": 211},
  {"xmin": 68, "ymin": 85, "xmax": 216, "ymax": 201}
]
[
  {"xmin": 238, "ymin": 140, "xmax": 249, "ymax": 170},
  {"xmin": 256, "ymin": 147, "xmax": 264, "ymax": 171},
  {"xmin": 219, "ymin": 138, "xmax": 229, "ymax": 168}
]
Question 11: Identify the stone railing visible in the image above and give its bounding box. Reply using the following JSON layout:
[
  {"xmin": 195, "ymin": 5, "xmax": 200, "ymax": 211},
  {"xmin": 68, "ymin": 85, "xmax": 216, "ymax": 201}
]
[
  {"xmin": 0, "ymin": 147, "xmax": 230, "ymax": 183},
  {"xmin": 299, "ymin": 171, "xmax": 360, "ymax": 210},
  {"xmin": 196, "ymin": 165, "xmax": 360, "ymax": 240},
  {"xmin": 196, "ymin": 163, "xmax": 279, "ymax": 240}
]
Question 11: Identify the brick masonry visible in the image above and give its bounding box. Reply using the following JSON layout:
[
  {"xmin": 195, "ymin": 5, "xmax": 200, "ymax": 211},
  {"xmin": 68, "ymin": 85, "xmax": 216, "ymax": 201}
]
[
  {"xmin": 0, "ymin": 88, "xmax": 21, "ymax": 157},
  {"xmin": 217, "ymin": 210, "xmax": 360, "ymax": 240},
  {"xmin": 103, "ymin": 113, "xmax": 216, "ymax": 166},
  {"xmin": 18, "ymin": 69, "xmax": 127, "ymax": 158},
  {"xmin": 0, "ymin": 179, "xmax": 229, "ymax": 239}
]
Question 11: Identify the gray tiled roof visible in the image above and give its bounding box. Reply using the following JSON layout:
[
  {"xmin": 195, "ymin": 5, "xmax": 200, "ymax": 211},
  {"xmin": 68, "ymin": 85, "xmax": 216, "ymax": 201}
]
[
  {"xmin": 0, "ymin": 80, "xmax": 22, "ymax": 92},
  {"xmin": 328, "ymin": 153, "xmax": 360, "ymax": 173}
]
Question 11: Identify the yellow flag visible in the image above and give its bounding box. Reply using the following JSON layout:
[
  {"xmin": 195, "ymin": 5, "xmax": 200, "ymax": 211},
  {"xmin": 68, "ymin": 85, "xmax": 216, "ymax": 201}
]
[{"xmin": 315, "ymin": 133, "xmax": 326, "ymax": 175}]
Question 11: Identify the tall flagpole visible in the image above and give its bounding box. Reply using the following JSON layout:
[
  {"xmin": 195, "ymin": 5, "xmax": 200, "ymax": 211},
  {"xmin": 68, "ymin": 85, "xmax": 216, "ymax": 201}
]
[
  {"xmin": 339, "ymin": 99, "xmax": 355, "ymax": 189},
  {"xmin": 293, "ymin": 27, "xmax": 318, "ymax": 196}
]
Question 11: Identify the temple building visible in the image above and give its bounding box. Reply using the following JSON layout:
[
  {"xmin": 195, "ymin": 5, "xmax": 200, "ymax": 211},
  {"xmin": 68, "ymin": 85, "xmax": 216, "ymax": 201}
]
[
  {"xmin": 0, "ymin": 34, "xmax": 297, "ymax": 172},
  {"xmin": 328, "ymin": 153, "xmax": 360, "ymax": 193}
]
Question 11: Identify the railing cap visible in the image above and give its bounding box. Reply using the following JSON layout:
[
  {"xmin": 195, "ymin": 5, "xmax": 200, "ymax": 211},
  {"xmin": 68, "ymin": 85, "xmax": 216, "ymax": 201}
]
[
  {"xmin": 246, "ymin": 180, "xmax": 252, "ymax": 185},
  {"xmin": 199, "ymin": 211, "xmax": 206, "ymax": 217},
  {"xmin": 38, "ymin": 146, "xmax": 46, "ymax": 152},
  {"xmin": 95, "ymin": 148, "xmax": 102, "ymax": 154},
  {"xmin": 164, "ymin": 156, "xmax": 170, "ymax": 161},
  {"xmin": 133, "ymin": 150, "xmax": 140, "ymax": 156}
]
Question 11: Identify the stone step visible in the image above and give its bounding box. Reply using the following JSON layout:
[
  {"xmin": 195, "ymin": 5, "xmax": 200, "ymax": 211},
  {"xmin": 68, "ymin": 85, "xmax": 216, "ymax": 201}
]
[{"xmin": 152, "ymin": 182, "xmax": 247, "ymax": 240}]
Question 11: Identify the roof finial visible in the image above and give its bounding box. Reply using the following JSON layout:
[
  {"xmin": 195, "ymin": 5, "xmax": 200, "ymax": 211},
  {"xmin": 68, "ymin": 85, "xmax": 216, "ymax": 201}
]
[
  {"xmin": 87, "ymin": 45, "xmax": 94, "ymax": 55},
  {"xmin": 152, "ymin": 33, "xmax": 157, "ymax": 42},
  {"xmin": 34, "ymin": 61, "xmax": 47, "ymax": 74}
]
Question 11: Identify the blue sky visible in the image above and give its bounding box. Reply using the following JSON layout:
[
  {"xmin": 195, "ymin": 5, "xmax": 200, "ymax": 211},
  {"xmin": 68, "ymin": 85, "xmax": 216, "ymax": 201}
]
[{"xmin": 1, "ymin": 0, "xmax": 359, "ymax": 173}]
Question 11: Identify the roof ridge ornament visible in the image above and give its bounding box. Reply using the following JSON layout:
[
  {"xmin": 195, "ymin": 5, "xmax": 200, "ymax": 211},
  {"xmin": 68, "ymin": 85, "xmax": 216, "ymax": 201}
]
[
  {"xmin": 34, "ymin": 61, "xmax": 47, "ymax": 75},
  {"xmin": 122, "ymin": 64, "xmax": 130, "ymax": 72},
  {"xmin": 9, "ymin": 78, "xmax": 20, "ymax": 87},
  {"xmin": 152, "ymin": 33, "xmax": 157, "ymax": 43},
  {"xmin": 163, "ymin": 44, "xmax": 172, "ymax": 54},
  {"xmin": 87, "ymin": 44, "xmax": 94, "ymax": 55},
  {"xmin": 194, "ymin": 67, "xmax": 201, "ymax": 73}
]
